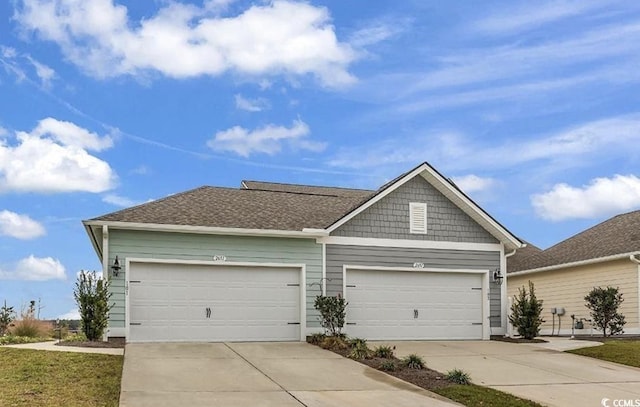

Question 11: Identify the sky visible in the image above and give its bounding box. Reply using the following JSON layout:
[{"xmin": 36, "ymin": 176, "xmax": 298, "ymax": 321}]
[{"xmin": 1, "ymin": 0, "xmax": 640, "ymax": 320}]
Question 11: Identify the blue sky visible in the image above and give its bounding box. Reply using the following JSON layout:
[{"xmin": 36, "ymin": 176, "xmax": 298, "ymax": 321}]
[{"xmin": 1, "ymin": 0, "xmax": 640, "ymax": 320}]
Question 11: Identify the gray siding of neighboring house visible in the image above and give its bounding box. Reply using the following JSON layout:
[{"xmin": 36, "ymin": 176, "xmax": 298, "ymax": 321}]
[
  {"xmin": 105, "ymin": 229, "xmax": 323, "ymax": 332},
  {"xmin": 326, "ymin": 245, "xmax": 502, "ymax": 327},
  {"xmin": 333, "ymin": 175, "xmax": 498, "ymax": 243}
]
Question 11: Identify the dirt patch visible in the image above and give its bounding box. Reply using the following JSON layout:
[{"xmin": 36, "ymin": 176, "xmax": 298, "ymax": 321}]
[{"xmin": 55, "ymin": 340, "xmax": 124, "ymax": 349}]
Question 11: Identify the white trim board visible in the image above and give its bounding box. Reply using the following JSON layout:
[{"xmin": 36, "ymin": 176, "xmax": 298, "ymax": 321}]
[
  {"xmin": 318, "ymin": 236, "xmax": 502, "ymax": 252},
  {"xmin": 124, "ymin": 258, "xmax": 307, "ymax": 342}
]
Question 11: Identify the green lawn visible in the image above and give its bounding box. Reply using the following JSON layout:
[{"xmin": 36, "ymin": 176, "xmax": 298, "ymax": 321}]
[
  {"xmin": 567, "ymin": 340, "xmax": 640, "ymax": 368},
  {"xmin": 435, "ymin": 384, "xmax": 544, "ymax": 407},
  {"xmin": 0, "ymin": 348, "xmax": 123, "ymax": 407}
]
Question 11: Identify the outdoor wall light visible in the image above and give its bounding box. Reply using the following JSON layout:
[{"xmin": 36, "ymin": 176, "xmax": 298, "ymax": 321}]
[
  {"xmin": 492, "ymin": 268, "xmax": 504, "ymax": 285},
  {"xmin": 111, "ymin": 256, "xmax": 122, "ymax": 277}
]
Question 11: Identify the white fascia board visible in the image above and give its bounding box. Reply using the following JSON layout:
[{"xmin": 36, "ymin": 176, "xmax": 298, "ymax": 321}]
[
  {"xmin": 317, "ymin": 236, "xmax": 502, "ymax": 252},
  {"xmin": 507, "ymin": 251, "xmax": 640, "ymax": 277},
  {"xmin": 83, "ymin": 222, "xmax": 103, "ymax": 261},
  {"xmin": 83, "ymin": 220, "xmax": 327, "ymax": 239}
]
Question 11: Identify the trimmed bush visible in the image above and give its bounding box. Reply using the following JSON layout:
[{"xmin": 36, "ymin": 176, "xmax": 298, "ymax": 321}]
[
  {"xmin": 509, "ymin": 281, "xmax": 544, "ymax": 339},
  {"xmin": 446, "ymin": 369, "xmax": 472, "ymax": 385},
  {"xmin": 314, "ymin": 295, "xmax": 347, "ymax": 336},
  {"xmin": 402, "ymin": 354, "xmax": 425, "ymax": 370},
  {"xmin": 373, "ymin": 345, "xmax": 394, "ymax": 359},
  {"xmin": 585, "ymin": 286, "xmax": 626, "ymax": 337},
  {"xmin": 320, "ymin": 335, "xmax": 349, "ymax": 351},
  {"xmin": 307, "ymin": 333, "xmax": 326, "ymax": 345},
  {"xmin": 380, "ymin": 360, "xmax": 397, "ymax": 371},
  {"xmin": 348, "ymin": 342, "xmax": 371, "ymax": 360}
]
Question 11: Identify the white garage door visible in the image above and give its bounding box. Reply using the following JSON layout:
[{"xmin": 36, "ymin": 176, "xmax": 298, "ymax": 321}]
[
  {"xmin": 128, "ymin": 262, "xmax": 300, "ymax": 342},
  {"xmin": 346, "ymin": 269, "xmax": 484, "ymax": 340}
]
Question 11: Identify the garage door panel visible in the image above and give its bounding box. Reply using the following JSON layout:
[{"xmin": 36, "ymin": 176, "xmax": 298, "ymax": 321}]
[
  {"xmin": 128, "ymin": 263, "xmax": 300, "ymax": 342},
  {"xmin": 346, "ymin": 269, "xmax": 484, "ymax": 340}
]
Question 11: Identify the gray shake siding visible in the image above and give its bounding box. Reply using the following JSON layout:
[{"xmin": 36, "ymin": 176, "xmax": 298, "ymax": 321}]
[
  {"xmin": 326, "ymin": 245, "xmax": 502, "ymax": 327},
  {"xmin": 333, "ymin": 175, "xmax": 498, "ymax": 244}
]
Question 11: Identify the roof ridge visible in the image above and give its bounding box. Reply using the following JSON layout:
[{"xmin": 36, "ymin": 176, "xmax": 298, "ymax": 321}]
[{"xmin": 241, "ymin": 179, "xmax": 374, "ymax": 192}]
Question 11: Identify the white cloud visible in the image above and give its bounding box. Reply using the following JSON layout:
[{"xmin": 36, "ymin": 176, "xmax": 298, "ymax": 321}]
[
  {"xmin": 473, "ymin": 2, "xmax": 607, "ymax": 35},
  {"xmin": 532, "ymin": 175, "xmax": 640, "ymax": 221},
  {"xmin": 0, "ymin": 255, "xmax": 66, "ymax": 281},
  {"xmin": 348, "ymin": 19, "xmax": 408, "ymax": 48},
  {"xmin": 329, "ymin": 114, "xmax": 640, "ymax": 172},
  {"xmin": 0, "ymin": 118, "xmax": 116, "ymax": 193},
  {"xmin": 0, "ymin": 210, "xmax": 45, "ymax": 239},
  {"xmin": 451, "ymin": 175, "xmax": 496, "ymax": 193},
  {"xmin": 15, "ymin": 0, "xmax": 356, "ymax": 87},
  {"xmin": 25, "ymin": 56, "xmax": 55, "ymax": 87},
  {"xmin": 32, "ymin": 117, "xmax": 113, "ymax": 151},
  {"xmin": 102, "ymin": 193, "xmax": 144, "ymax": 208},
  {"xmin": 58, "ymin": 308, "xmax": 80, "ymax": 320},
  {"xmin": 208, "ymin": 119, "xmax": 325, "ymax": 157},
  {"xmin": 234, "ymin": 94, "xmax": 270, "ymax": 112}
]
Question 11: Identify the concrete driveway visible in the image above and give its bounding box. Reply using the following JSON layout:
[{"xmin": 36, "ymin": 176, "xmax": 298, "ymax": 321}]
[
  {"xmin": 120, "ymin": 342, "xmax": 458, "ymax": 407},
  {"xmin": 381, "ymin": 339, "xmax": 640, "ymax": 407}
]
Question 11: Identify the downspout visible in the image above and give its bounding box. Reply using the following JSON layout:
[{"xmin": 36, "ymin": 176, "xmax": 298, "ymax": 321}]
[
  {"xmin": 504, "ymin": 249, "xmax": 518, "ymax": 337},
  {"xmin": 630, "ymin": 254, "xmax": 640, "ymax": 334}
]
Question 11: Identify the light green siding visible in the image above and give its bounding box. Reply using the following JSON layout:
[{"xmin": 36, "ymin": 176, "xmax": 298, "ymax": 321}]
[{"xmin": 106, "ymin": 229, "xmax": 323, "ymax": 330}]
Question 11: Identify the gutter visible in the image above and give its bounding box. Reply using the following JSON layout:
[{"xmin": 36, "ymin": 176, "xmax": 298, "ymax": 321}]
[
  {"xmin": 508, "ymin": 251, "xmax": 640, "ymax": 277},
  {"xmin": 82, "ymin": 220, "xmax": 330, "ymax": 239}
]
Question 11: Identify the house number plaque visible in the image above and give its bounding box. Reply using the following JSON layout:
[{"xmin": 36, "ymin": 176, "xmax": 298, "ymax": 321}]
[
  {"xmin": 413, "ymin": 262, "xmax": 425, "ymax": 268},
  {"xmin": 213, "ymin": 255, "xmax": 227, "ymax": 262}
]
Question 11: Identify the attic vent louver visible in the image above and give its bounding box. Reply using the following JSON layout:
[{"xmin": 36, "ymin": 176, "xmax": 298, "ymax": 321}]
[{"xmin": 409, "ymin": 202, "xmax": 427, "ymax": 234}]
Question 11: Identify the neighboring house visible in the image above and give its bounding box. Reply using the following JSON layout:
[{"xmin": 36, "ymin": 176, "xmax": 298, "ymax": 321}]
[
  {"xmin": 507, "ymin": 210, "xmax": 640, "ymax": 335},
  {"xmin": 83, "ymin": 162, "xmax": 523, "ymax": 343}
]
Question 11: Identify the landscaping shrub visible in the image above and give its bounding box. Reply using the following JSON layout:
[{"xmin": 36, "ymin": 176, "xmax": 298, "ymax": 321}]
[
  {"xmin": 0, "ymin": 300, "xmax": 15, "ymax": 336},
  {"xmin": 63, "ymin": 331, "xmax": 88, "ymax": 342},
  {"xmin": 402, "ymin": 354, "xmax": 425, "ymax": 370},
  {"xmin": 509, "ymin": 281, "xmax": 544, "ymax": 339},
  {"xmin": 74, "ymin": 270, "xmax": 112, "ymax": 341},
  {"xmin": 307, "ymin": 333, "xmax": 326, "ymax": 345},
  {"xmin": 373, "ymin": 345, "xmax": 395, "ymax": 359},
  {"xmin": 380, "ymin": 360, "xmax": 397, "ymax": 371},
  {"xmin": 10, "ymin": 316, "xmax": 50, "ymax": 338},
  {"xmin": 0, "ymin": 335, "xmax": 51, "ymax": 345},
  {"xmin": 446, "ymin": 368, "xmax": 472, "ymax": 385},
  {"xmin": 314, "ymin": 295, "xmax": 347, "ymax": 336},
  {"xmin": 349, "ymin": 337, "xmax": 368, "ymax": 348},
  {"xmin": 348, "ymin": 341, "xmax": 371, "ymax": 360},
  {"xmin": 320, "ymin": 335, "xmax": 349, "ymax": 351},
  {"xmin": 585, "ymin": 286, "xmax": 626, "ymax": 337}
]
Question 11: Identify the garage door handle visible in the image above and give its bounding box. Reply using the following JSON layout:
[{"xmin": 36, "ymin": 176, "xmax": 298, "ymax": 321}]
[
  {"xmin": 471, "ymin": 322, "xmax": 483, "ymax": 325},
  {"xmin": 130, "ymin": 322, "xmax": 142, "ymax": 326},
  {"xmin": 205, "ymin": 307, "xmax": 212, "ymax": 318},
  {"xmin": 414, "ymin": 309, "xmax": 419, "ymax": 318}
]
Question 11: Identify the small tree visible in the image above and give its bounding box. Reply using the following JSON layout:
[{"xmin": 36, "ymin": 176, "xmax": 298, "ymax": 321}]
[
  {"xmin": 314, "ymin": 295, "xmax": 347, "ymax": 336},
  {"xmin": 0, "ymin": 300, "xmax": 15, "ymax": 336},
  {"xmin": 509, "ymin": 281, "xmax": 544, "ymax": 339},
  {"xmin": 74, "ymin": 270, "xmax": 112, "ymax": 341},
  {"xmin": 584, "ymin": 286, "xmax": 625, "ymax": 337}
]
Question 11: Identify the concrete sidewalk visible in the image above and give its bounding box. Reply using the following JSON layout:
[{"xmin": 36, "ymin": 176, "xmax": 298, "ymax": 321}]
[
  {"xmin": 380, "ymin": 339, "xmax": 640, "ymax": 407},
  {"xmin": 120, "ymin": 342, "xmax": 459, "ymax": 407},
  {"xmin": 3, "ymin": 340, "xmax": 124, "ymax": 355}
]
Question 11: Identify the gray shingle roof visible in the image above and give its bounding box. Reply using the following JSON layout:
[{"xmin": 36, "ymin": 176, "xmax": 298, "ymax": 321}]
[
  {"xmin": 508, "ymin": 210, "xmax": 640, "ymax": 273},
  {"xmin": 241, "ymin": 180, "xmax": 374, "ymax": 198},
  {"xmin": 90, "ymin": 185, "xmax": 371, "ymax": 231}
]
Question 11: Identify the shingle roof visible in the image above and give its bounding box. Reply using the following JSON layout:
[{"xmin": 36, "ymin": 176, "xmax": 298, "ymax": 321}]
[
  {"xmin": 90, "ymin": 185, "xmax": 370, "ymax": 231},
  {"xmin": 241, "ymin": 180, "xmax": 374, "ymax": 198},
  {"xmin": 509, "ymin": 210, "xmax": 640, "ymax": 273}
]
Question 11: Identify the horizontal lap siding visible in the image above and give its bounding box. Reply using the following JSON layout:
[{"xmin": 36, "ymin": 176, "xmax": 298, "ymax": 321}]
[
  {"xmin": 326, "ymin": 245, "xmax": 502, "ymax": 327},
  {"xmin": 107, "ymin": 230, "xmax": 322, "ymax": 329},
  {"xmin": 507, "ymin": 260, "xmax": 639, "ymax": 333}
]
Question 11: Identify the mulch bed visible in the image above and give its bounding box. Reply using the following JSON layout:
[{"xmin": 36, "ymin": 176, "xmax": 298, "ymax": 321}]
[
  {"xmin": 55, "ymin": 340, "xmax": 125, "ymax": 349},
  {"xmin": 491, "ymin": 336, "xmax": 547, "ymax": 344},
  {"xmin": 330, "ymin": 347, "xmax": 453, "ymax": 391}
]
